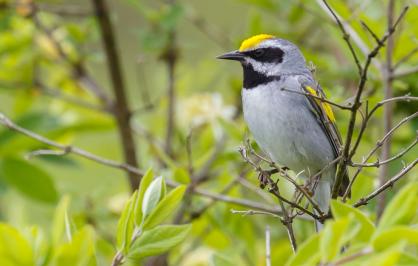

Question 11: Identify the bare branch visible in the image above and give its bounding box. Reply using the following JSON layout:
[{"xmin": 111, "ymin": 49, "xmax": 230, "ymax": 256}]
[
  {"xmin": 349, "ymin": 95, "xmax": 418, "ymax": 159},
  {"xmin": 92, "ymin": 0, "xmax": 141, "ymax": 189},
  {"xmin": 393, "ymin": 46, "xmax": 418, "ymax": 70},
  {"xmin": 332, "ymin": 5, "xmax": 409, "ymax": 198},
  {"xmin": 320, "ymin": 0, "xmax": 363, "ymax": 74},
  {"xmin": 0, "ymin": 112, "xmax": 143, "ymax": 176},
  {"xmin": 266, "ymin": 226, "xmax": 271, "ymax": 266},
  {"xmin": 354, "ymin": 158, "xmax": 418, "ymax": 207},
  {"xmin": 280, "ymin": 88, "xmax": 352, "ymax": 110},
  {"xmin": 351, "ymin": 137, "xmax": 417, "ymax": 167},
  {"xmin": 0, "ymin": 111, "xmax": 289, "ymax": 217},
  {"xmin": 344, "ymin": 111, "xmax": 418, "ymax": 200},
  {"xmin": 230, "ymin": 209, "xmax": 281, "ymax": 219},
  {"xmin": 393, "ymin": 66, "xmax": 418, "ymax": 79}
]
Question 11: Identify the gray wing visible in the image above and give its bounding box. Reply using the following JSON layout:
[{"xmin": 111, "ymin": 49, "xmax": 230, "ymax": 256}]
[{"xmin": 298, "ymin": 77, "xmax": 350, "ymax": 196}]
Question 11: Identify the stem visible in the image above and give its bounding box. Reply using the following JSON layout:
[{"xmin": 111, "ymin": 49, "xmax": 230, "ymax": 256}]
[
  {"xmin": 376, "ymin": 0, "xmax": 395, "ymax": 219},
  {"xmin": 92, "ymin": 0, "xmax": 141, "ymax": 190}
]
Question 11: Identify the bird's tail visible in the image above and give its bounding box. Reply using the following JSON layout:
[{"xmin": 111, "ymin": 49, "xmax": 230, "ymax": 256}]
[{"xmin": 313, "ymin": 180, "xmax": 331, "ymax": 232}]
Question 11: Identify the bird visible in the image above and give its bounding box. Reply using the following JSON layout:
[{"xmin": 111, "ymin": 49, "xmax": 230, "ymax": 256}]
[{"xmin": 217, "ymin": 34, "xmax": 349, "ymax": 229}]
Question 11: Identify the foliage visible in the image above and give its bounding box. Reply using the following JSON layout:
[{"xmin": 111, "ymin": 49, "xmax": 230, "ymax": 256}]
[
  {"xmin": 287, "ymin": 183, "xmax": 418, "ymax": 266},
  {"xmin": 0, "ymin": 0, "xmax": 416, "ymax": 265}
]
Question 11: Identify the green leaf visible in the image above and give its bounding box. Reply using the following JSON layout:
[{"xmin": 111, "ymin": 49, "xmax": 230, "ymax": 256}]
[
  {"xmin": 51, "ymin": 195, "xmax": 71, "ymax": 245},
  {"xmin": 398, "ymin": 252, "xmax": 418, "ymax": 266},
  {"xmin": 141, "ymin": 176, "xmax": 165, "ymax": 220},
  {"xmin": 373, "ymin": 227, "xmax": 418, "ymax": 251},
  {"xmin": 286, "ymin": 234, "xmax": 321, "ymax": 266},
  {"xmin": 320, "ymin": 217, "xmax": 352, "ymax": 262},
  {"xmin": 116, "ymin": 191, "xmax": 137, "ymax": 253},
  {"xmin": 363, "ymin": 243, "xmax": 404, "ymax": 266},
  {"xmin": 142, "ymin": 185, "xmax": 186, "ymax": 230},
  {"xmin": 0, "ymin": 157, "xmax": 58, "ymax": 203},
  {"xmin": 377, "ymin": 183, "xmax": 418, "ymax": 232},
  {"xmin": 128, "ymin": 224, "xmax": 191, "ymax": 260},
  {"xmin": 0, "ymin": 223, "xmax": 34, "ymax": 266},
  {"xmin": 51, "ymin": 226, "xmax": 96, "ymax": 266},
  {"xmin": 331, "ymin": 200, "xmax": 375, "ymax": 242},
  {"xmin": 172, "ymin": 167, "xmax": 190, "ymax": 184},
  {"xmin": 134, "ymin": 168, "xmax": 154, "ymax": 226}
]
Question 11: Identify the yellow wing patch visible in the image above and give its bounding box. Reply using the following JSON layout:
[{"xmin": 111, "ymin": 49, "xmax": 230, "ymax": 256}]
[
  {"xmin": 306, "ymin": 86, "xmax": 336, "ymax": 122},
  {"xmin": 239, "ymin": 34, "xmax": 275, "ymax": 52}
]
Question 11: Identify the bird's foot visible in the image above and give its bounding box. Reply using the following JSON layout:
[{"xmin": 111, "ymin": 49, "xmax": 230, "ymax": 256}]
[{"xmin": 257, "ymin": 170, "xmax": 270, "ymax": 189}]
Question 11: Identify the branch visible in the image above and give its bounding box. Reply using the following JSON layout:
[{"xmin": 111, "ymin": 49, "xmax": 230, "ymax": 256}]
[
  {"xmin": 0, "ymin": 112, "xmax": 288, "ymax": 217},
  {"xmin": 331, "ymin": 5, "xmax": 409, "ymax": 198},
  {"xmin": 343, "ymin": 111, "xmax": 418, "ymax": 200},
  {"xmin": 30, "ymin": 8, "xmax": 112, "ymax": 106},
  {"xmin": 163, "ymin": 1, "xmax": 178, "ymax": 159},
  {"xmin": 92, "ymin": 0, "xmax": 141, "ymax": 189},
  {"xmin": 393, "ymin": 66, "xmax": 418, "ymax": 79},
  {"xmin": 350, "ymin": 137, "xmax": 417, "ymax": 167},
  {"xmin": 349, "ymin": 95, "xmax": 418, "ymax": 159},
  {"xmin": 0, "ymin": 112, "xmax": 143, "ymax": 176},
  {"xmin": 376, "ymin": 0, "xmax": 396, "ymax": 220},
  {"xmin": 266, "ymin": 226, "xmax": 271, "ymax": 266},
  {"xmin": 393, "ymin": 46, "xmax": 418, "ymax": 70},
  {"xmin": 280, "ymin": 88, "xmax": 352, "ymax": 110},
  {"xmin": 230, "ymin": 209, "xmax": 281, "ymax": 218},
  {"xmin": 354, "ymin": 158, "xmax": 418, "ymax": 207}
]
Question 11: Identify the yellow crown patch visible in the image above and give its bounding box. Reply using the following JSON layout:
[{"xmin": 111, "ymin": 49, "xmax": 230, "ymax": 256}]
[{"xmin": 239, "ymin": 34, "xmax": 275, "ymax": 52}]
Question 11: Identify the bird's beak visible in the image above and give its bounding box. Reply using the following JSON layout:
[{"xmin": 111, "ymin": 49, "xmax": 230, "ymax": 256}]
[{"xmin": 216, "ymin": 50, "xmax": 245, "ymax": 61}]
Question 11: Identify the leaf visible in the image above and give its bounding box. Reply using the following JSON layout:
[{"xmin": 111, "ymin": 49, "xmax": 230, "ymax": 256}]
[
  {"xmin": 320, "ymin": 217, "xmax": 352, "ymax": 262},
  {"xmin": 116, "ymin": 191, "xmax": 137, "ymax": 253},
  {"xmin": 172, "ymin": 167, "xmax": 190, "ymax": 184},
  {"xmin": 331, "ymin": 200, "xmax": 375, "ymax": 242},
  {"xmin": 373, "ymin": 227, "xmax": 418, "ymax": 251},
  {"xmin": 362, "ymin": 243, "xmax": 404, "ymax": 266},
  {"xmin": 377, "ymin": 183, "xmax": 418, "ymax": 232},
  {"xmin": 128, "ymin": 224, "xmax": 191, "ymax": 260},
  {"xmin": 286, "ymin": 234, "xmax": 321, "ymax": 266},
  {"xmin": 0, "ymin": 223, "xmax": 34, "ymax": 266},
  {"xmin": 51, "ymin": 226, "xmax": 96, "ymax": 266},
  {"xmin": 141, "ymin": 176, "xmax": 165, "ymax": 220},
  {"xmin": 142, "ymin": 185, "xmax": 186, "ymax": 230},
  {"xmin": 134, "ymin": 168, "xmax": 154, "ymax": 226},
  {"xmin": 52, "ymin": 195, "xmax": 71, "ymax": 245},
  {"xmin": 0, "ymin": 157, "xmax": 58, "ymax": 203}
]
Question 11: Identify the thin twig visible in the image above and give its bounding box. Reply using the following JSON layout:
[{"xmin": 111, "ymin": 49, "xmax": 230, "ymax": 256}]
[
  {"xmin": 343, "ymin": 111, "xmax": 418, "ymax": 200},
  {"xmin": 321, "ymin": 0, "xmax": 363, "ymax": 75},
  {"xmin": 393, "ymin": 66, "xmax": 418, "ymax": 79},
  {"xmin": 331, "ymin": 4, "xmax": 409, "ymax": 198},
  {"xmin": 266, "ymin": 225, "xmax": 271, "ymax": 266},
  {"xmin": 354, "ymin": 158, "xmax": 418, "ymax": 207},
  {"xmin": 350, "ymin": 138, "xmax": 417, "ymax": 167},
  {"xmin": 393, "ymin": 46, "xmax": 418, "ymax": 70},
  {"xmin": 330, "ymin": 247, "xmax": 373, "ymax": 266},
  {"xmin": 0, "ymin": 112, "xmax": 144, "ymax": 176},
  {"xmin": 349, "ymin": 95, "xmax": 418, "ymax": 159},
  {"xmin": 230, "ymin": 209, "xmax": 281, "ymax": 219},
  {"xmin": 280, "ymin": 88, "xmax": 352, "ymax": 110}
]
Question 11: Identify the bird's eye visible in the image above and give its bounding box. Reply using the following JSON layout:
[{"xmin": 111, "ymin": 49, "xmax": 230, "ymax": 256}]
[{"xmin": 254, "ymin": 49, "xmax": 265, "ymax": 57}]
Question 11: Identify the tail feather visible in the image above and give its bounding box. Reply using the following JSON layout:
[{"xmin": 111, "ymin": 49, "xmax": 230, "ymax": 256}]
[{"xmin": 313, "ymin": 180, "xmax": 331, "ymax": 232}]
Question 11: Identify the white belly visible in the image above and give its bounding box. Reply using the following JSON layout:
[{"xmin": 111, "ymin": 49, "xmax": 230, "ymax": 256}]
[{"xmin": 242, "ymin": 81, "xmax": 335, "ymax": 179}]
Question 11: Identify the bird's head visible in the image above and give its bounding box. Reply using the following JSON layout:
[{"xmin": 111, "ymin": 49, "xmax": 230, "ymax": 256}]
[{"xmin": 218, "ymin": 34, "xmax": 309, "ymax": 81}]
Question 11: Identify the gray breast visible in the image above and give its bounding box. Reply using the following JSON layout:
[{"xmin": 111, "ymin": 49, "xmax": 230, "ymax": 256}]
[{"xmin": 241, "ymin": 78, "xmax": 336, "ymax": 179}]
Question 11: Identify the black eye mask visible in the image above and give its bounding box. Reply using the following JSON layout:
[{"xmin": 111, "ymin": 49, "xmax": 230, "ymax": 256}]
[{"xmin": 244, "ymin": 47, "xmax": 284, "ymax": 63}]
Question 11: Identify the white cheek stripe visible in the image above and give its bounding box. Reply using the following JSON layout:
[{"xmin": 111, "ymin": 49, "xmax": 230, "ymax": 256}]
[{"xmin": 245, "ymin": 58, "xmax": 283, "ymax": 76}]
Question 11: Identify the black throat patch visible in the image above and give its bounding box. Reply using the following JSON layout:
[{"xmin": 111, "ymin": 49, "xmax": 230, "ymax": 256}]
[{"xmin": 242, "ymin": 63, "xmax": 281, "ymax": 89}]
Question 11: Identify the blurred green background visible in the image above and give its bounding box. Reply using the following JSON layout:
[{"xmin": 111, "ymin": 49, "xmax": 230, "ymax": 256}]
[{"xmin": 0, "ymin": 0, "xmax": 417, "ymax": 265}]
